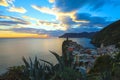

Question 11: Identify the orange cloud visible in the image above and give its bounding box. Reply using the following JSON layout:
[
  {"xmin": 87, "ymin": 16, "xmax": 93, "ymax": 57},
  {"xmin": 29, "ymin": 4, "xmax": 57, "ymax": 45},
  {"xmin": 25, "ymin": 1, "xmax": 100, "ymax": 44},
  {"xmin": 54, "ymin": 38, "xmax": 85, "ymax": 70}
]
[
  {"xmin": 0, "ymin": 0, "xmax": 9, "ymax": 7},
  {"xmin": 22, "ymin": 16, "xmax": 38, "ymax": 21},
  {"xmin": 0, "ymin": 31, "xmax": 48, "ymax": 38},
  {"xmin": 8, "ymin": 7, "xmax": 27, "ymax": 13},
  {"xmin": 49, "ymin": 0, "xmax": 55, "ymax": 3}
]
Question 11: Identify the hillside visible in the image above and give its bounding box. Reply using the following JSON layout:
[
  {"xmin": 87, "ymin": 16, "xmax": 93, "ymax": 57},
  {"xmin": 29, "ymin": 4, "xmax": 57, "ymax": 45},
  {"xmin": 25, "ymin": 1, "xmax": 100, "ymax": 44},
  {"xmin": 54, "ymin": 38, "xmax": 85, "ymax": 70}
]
[
  {"xmin": 91, "ymin": 20, "xmax": 120, "ymax": 47},
  {"xmin": 59, "ymin": 32, "xmax": 97, "ymax": 38}
]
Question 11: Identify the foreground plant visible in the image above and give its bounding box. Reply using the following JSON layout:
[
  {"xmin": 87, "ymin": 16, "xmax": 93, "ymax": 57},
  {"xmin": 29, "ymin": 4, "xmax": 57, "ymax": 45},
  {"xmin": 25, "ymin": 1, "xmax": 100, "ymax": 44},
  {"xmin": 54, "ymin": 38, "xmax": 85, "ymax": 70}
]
[
  {"xmin": 89, "ymin": 52, "xmax": 120, "ymax": 80},
  {"xmin": 22, "ymin": 56, "xmax": 54, "ymax": 80},
  {"xmin": 0, "ymin": 65, "xmax": 26, "ymax": 80},
  {"xmin": 49, "ymin": 51, "xmax": 84, "ymax": 80}
]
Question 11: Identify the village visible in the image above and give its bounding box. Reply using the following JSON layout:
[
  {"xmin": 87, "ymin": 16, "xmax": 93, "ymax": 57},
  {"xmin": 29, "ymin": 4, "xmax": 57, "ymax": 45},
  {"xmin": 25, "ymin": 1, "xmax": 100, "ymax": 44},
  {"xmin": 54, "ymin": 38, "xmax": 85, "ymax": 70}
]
[{"xmin": 63, "ymin": 39, "xmax": 119, "ymax": 74}]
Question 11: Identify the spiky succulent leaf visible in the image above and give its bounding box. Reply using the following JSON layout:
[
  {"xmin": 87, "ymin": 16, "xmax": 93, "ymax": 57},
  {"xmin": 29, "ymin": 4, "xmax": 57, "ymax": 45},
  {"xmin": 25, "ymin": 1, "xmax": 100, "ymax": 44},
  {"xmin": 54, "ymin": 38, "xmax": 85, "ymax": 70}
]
[
  {"xmin": 39, "ymin": 59, "xmax": 54, "ymax": 67},
  {"xmin": 22, "ymin": 57, "xmax": 30, "ymax": 68}
]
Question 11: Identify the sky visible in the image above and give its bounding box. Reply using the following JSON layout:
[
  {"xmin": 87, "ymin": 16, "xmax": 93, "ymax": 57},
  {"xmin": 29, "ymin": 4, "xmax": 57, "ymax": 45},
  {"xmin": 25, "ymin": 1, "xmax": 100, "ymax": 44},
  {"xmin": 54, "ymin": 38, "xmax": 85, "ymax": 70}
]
[{"xmin": 0, "ymin": 0, "xmax": 120, "ymax": 38}]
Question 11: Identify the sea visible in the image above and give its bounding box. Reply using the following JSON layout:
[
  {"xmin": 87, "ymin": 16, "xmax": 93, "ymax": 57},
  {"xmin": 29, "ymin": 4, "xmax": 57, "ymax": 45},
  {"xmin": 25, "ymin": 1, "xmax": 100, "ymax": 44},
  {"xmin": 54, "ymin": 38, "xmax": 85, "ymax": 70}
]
[{"xmin": 0, "ymin": 38, "xmax": 95, "ymax": 74}]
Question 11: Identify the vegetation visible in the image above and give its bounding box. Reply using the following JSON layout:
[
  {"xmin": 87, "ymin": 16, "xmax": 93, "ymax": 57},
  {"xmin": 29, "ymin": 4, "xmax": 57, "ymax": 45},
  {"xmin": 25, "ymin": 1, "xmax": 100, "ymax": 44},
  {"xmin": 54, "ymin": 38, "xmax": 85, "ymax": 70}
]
[
  {"xmin": 0, "ymin": 50, "xmax": 83, "ymax": 80},
  {"xmin": 91, "ymin": 20, "xmax": 120, "ymax": 47},
  {"xmin": 0, "ymin": 65, "xmax": 26, "ymax": 80},
  {"xmin": 22, "ymin": 56, "xmax": 54, "ymax": 80},
  {"xmin": 90, "ymin": 55, "xmax": 113, "ymax": 73},
  {"xmin": 48, "ymin": 51, "xmax": 83, "ymax": 80},
  {"xmin": 89, "ymin": 52, "xmax": 120, "ymax": 80},
  {"xmin": 0, "ymin": 40, "xmax": 120, "ymax": 80}
]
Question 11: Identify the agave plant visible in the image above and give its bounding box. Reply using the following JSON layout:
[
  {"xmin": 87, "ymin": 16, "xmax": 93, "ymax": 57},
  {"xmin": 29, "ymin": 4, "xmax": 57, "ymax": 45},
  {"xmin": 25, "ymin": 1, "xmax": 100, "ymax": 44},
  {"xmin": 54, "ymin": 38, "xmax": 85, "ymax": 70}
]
[
  {"xmin": 49, "ymin": 51, "xmax": 65, "ymax": 71},
  {"xmin": 22, "ymin": 56, "xmax": 54, "ymax": 80},
  {"xmin": 49, "ymin": 51, "xmax": 84, "ymax": 80},
  {"xmin": 0, "ymin": 65, "xmax": 27, "ymax": 80}
]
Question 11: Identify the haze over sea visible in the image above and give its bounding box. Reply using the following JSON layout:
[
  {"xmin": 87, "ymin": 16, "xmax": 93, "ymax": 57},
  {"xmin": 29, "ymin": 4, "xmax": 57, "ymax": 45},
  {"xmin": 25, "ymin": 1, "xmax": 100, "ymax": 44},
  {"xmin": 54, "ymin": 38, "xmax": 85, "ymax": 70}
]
[{"xmin": 0, "ymin": 38, "xmax": 94, "ymax": 74}]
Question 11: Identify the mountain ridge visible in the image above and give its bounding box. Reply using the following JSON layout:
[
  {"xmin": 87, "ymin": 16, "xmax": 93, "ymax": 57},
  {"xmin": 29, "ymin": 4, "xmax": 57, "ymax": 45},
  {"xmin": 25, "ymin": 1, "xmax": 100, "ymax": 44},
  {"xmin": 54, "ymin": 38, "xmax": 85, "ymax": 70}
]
[
  {"xmin": 91, "ymin": 20, "xmax": 120, "ymax": 47},
  {"xmin": 59, "ymin": 32, "xmax": 97, "ymax": 38}
]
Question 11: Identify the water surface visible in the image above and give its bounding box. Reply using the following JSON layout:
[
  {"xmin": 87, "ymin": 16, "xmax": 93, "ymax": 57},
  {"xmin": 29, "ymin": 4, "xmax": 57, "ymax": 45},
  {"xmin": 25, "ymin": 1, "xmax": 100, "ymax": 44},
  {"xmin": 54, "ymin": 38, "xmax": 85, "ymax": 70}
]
[{"xmin": 0, "ymin": 38, "xmax": 94, "ymax": 74}]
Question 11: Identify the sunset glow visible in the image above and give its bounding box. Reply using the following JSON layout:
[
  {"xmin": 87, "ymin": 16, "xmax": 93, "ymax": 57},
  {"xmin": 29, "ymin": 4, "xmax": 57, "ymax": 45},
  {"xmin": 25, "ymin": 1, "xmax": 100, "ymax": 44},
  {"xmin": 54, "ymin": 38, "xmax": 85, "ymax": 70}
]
[
  {"xmin": 0, "ymin": 0, "xmax": 120, "ymax": 37},
  {"xmin": 0, "ymin": 31, "xmax": 48, "ymax": 38}
]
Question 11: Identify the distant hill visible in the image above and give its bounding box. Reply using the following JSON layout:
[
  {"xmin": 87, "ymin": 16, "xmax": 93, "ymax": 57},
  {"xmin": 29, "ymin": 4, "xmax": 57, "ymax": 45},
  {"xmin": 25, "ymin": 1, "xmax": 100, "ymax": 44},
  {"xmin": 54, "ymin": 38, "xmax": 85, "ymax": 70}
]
[
  {"xmin": 91, "ymin": 20, "xmax": 120, "ymax": 47},
  {"xmin": 59, "ymin": 32, "xmax": 97, "ymax": 38}
]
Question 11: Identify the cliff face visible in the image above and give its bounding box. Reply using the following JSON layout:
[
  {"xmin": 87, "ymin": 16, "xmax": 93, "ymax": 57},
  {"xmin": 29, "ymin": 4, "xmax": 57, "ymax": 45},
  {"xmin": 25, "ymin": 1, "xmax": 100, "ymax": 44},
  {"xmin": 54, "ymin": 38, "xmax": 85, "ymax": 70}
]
[{"xmin": 91, "ymin": 20, "xmax": 120, "ymax": 47}]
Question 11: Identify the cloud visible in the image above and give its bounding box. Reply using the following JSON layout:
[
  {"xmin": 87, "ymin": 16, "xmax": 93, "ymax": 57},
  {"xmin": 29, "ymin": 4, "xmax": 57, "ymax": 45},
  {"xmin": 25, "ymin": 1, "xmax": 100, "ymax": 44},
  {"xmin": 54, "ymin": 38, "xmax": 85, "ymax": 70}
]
[
  {"xmin": 49, "ymin": 0, "xmax": 55, "ymax": 3},
  {"xmin": 75, "ymin": 13, "xmax": 91, "ymax": 21},
  {"xmin": 31, "ymin": 5, "xmax": 89, "ymax": 30},
  {"xmin": 7, "ymin": 0, "xmax": 15, "ymax": 7},
  {"xmin": 0, "ymin": 15, "xmax": 30, "ymax": 27},
  {"xmin": 0, "ymin": 0, "xmax": 26, "ymax": 14},
  {"xmin": 0, "ymin": 21, "xmax": 28, "ymax": 26},
  {"xmin": 75, "ymin": 13, "xmax": 112, "ymax": 28},
  {"xmin": 31, "ymin": 4, "xmax": 77, "ymax": 18},
  {"xmin": 31, "ymin": 3, "xmax": 113, "ymax": 33},
  {"xmin": 54, "ymin": 0, "xmax": 120, "ymax": 12},
  {"xmin": 0, "ymin": 0, "xmax": 15, "ymax": 7},
  {"xmin": 31, "ymin": 5, "xmax": 55, "ymax": 15},
  {"xmin": 0, "ymin": 15, "xmax": 27, "ymax": 22},
  {"xmin": 38, "ymin": 20, "xmax": 58, "ymax": 26},
  {"xmin": 31, "ymin": 0, "xmax": 119, "ymax": 33},
  {"xmin": 22, "ymin": 15, "xmax": 67, "ymax": 31},
  {"xmin": 0, "ymin": 0, "xmax": 9, "ymax": 7},
  {"xmin": 11, "ymin": 28, "xmax": 42, "ymax": 34},
  {"xmin": 44, "ymin": 30, "xmax": 65, "ymax": 37},
  {"xmin": 11, "ymin": 27, "xmax": 65, "ymax": 37},
  {"xmin": 37, "ymin": 20, "xmax": 67, "ymax": 31},
  {"xmin": 7, "ymin": 26, "xmax": 101, "ymax": 37},
  {"xmin": 57, "ymin": 13, "xmax": 89, "ymax": 30},
  {"xmin": 58, "ymin": 16, "xmax": 76, "ymax": 26},
  {"xmin": 66, "ymin": 27, "xmax": 101, "ymax": 33},
  {"xmin": 7, "ymin": 7, "xmax": 27, "ymax": 13},
  {"xmin": 22, "ymin": 16, "xmax": 38, "ymax": 21},
  {"xmin": 54, "ymin": 0, "xmax": 83, "ymax": 12}
]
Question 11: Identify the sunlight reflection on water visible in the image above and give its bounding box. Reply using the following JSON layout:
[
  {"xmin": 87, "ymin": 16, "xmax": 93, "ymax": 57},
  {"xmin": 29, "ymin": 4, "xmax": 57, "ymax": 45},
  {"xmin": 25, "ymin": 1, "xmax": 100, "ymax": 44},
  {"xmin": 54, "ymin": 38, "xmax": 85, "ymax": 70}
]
[{"xmin": 0, "ymin": 38, "xmax": 94, "ymax": 74}]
